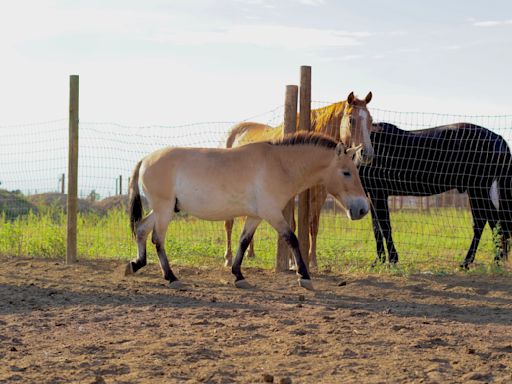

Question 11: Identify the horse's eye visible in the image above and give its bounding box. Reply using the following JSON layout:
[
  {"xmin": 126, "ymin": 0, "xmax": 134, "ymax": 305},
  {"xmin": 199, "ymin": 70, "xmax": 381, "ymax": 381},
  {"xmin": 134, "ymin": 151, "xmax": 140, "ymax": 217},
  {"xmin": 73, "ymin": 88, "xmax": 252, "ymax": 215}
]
[{"xmin": 342, "ymin": 170, "xmax": 351, "ymax": 177}]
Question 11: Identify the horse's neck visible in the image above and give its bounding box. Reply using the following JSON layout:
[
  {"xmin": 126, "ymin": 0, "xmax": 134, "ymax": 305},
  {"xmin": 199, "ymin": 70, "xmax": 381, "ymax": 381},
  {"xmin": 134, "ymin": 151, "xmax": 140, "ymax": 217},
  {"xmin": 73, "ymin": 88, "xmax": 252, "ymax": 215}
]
[
  {"xmin": 276, "ymin": 146, "xmax": 331, "ymax": 192},
  {"xmin": 311, "ymin": 102, "xmax": 344, "ymax": 140}
]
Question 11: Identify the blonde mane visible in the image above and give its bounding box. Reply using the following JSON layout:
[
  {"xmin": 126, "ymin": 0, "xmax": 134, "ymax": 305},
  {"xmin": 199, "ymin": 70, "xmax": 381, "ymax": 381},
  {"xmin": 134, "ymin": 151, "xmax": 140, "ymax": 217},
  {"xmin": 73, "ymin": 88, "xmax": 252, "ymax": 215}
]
[
  {"xmin": 310, "ymin": 101, "xmax": 347, "ymax": 140},
  {"xmin": 226, "ymin": 100, "xmax": 349, "ymax": 148}
]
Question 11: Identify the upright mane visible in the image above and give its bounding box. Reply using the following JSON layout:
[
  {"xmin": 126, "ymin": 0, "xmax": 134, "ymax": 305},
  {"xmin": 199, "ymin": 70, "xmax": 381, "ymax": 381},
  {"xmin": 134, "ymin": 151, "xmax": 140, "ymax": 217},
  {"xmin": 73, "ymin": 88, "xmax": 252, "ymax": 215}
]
[{"xmin": 270, "ymin": 131, "xmax": 337, "ymax": 149}]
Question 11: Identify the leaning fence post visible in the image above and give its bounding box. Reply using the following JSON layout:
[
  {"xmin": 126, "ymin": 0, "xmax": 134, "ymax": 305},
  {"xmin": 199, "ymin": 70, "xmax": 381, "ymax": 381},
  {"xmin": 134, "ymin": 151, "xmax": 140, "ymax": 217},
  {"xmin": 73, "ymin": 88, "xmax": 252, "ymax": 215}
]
[
  {"xmin": 298, "ymin": 65, "xmax": 311, "ymax": 267},
  {"xmin": 66, "ymin": 75, "xmax": 79, "ymax": 264},
  {"xmin": 276, "ymin": 85, "xmax": 298, "ymax": 272}
]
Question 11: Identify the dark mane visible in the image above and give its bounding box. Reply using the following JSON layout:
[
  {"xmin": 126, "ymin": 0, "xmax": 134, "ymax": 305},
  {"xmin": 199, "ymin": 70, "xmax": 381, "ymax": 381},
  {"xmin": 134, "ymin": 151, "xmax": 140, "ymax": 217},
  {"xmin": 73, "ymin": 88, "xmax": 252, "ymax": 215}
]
[{"xmin": 269, "ymin": 131, "xmax": 337, "ymax": 149}]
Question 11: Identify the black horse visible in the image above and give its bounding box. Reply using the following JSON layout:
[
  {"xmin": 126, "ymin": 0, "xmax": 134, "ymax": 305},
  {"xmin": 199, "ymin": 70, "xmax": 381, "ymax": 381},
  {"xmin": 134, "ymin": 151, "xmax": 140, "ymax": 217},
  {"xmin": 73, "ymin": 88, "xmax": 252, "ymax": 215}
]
[{"xmin": 359, "ymin": 122, "xmax": 512, "ymax": 268}]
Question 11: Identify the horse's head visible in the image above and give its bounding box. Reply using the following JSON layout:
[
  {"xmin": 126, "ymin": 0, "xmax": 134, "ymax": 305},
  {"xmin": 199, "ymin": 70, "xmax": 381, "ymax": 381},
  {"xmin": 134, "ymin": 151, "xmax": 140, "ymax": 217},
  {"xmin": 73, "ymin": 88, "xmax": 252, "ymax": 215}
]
[
  {"xmin": 340, "ymin": 91, "xmax": 375, "ymax": 166},
  {"xmin": 323, "ymin": 142, "xmax": 369, "ymax": 220}
]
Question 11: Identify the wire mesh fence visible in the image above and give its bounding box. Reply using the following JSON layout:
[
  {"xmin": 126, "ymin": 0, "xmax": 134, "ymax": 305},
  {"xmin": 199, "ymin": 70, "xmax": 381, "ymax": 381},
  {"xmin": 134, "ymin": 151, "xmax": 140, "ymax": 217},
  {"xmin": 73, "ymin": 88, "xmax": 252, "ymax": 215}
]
[{"xmin": 1, "ymin": 104, "xmax": 511, "ymax": 272}]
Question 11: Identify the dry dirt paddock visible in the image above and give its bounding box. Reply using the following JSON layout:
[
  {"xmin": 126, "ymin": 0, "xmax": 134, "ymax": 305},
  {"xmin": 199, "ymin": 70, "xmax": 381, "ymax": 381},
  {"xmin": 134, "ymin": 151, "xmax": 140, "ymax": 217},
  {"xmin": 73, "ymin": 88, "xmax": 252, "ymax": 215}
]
[{"xmin": 1, "ymin": 255, "xmax": 512, "ymax": 384}]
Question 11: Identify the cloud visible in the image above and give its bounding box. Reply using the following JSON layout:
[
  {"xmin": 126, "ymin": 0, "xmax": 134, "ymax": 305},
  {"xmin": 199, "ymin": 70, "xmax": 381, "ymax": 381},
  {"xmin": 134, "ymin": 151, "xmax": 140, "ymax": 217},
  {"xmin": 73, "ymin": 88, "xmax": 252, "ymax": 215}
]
[
  {"xmin": 473, "ymin": 19, "xmax": 512, "ymax": 27},
  {"xmin": 319, "ymin": 54, "xmax": 364, "ymax": 62},
  {"xmin": 297, "ymin": 0, "xmax": 325, "ymax": 5},
  {"xmin": 151, "ymin": 25, "xmax": 371, "ymax": 49}
]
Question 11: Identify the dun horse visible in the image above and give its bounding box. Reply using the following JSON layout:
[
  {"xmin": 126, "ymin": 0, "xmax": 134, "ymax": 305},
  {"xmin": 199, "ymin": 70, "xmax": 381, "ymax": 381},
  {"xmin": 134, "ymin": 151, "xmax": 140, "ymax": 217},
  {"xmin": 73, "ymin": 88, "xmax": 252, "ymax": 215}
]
[
  {"xmin": 224, "ymin": 92, "xmax": 374, "ymax": 266},
  {"xmin": 126, "ymin": 132, "xmax": 369, "ymax": 290},
  {"xmin": 355, "ymin": 122, "xmax": 512, "ymax": 268}
]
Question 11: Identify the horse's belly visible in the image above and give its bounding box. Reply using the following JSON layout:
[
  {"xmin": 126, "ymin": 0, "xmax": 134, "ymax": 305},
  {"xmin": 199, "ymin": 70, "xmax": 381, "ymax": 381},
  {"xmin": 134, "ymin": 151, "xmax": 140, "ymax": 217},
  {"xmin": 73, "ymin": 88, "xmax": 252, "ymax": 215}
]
[{"xmin": 176, "ymin": 190, "xmax": 255, "ymax": 221}]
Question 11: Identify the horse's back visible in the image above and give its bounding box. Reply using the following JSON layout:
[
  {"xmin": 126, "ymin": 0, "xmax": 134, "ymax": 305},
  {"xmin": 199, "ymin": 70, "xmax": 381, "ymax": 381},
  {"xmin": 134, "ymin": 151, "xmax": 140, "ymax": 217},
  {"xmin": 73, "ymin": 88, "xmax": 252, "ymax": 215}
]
[
  {"xmin": 227, "ymin": 122, "xmax": 282, "ymax": 148},
  {"xmin": 363, "ymin": 122, "xmax": 511, "ymax": 195}
]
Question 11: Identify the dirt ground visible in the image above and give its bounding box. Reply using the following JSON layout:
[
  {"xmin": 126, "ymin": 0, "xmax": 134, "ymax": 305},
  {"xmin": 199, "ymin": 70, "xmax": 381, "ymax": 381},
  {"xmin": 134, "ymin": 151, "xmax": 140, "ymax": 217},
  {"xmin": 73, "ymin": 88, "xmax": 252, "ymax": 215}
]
[{"xmin": 1, "ymin": 256, "xmax": 511, "ymax": 384}]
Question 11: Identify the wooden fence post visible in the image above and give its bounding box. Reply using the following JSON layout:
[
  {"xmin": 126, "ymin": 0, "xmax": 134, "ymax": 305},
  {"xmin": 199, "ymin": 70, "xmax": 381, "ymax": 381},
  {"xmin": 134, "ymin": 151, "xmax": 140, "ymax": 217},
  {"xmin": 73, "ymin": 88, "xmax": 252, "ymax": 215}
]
[
  {"xmin": 276, "ymin": 85, "xmax": 298, "ymax": 272},
  {"xmin": 66, "ymin": 75, "xmax": 79, "ymax": 264},
  {"xmin": 119, "ymin": 175, "xmax": 123, "ymax": 195},
  {"xmin": 298, "ymin": 65, "xmax": 311, "ymax": 266}
]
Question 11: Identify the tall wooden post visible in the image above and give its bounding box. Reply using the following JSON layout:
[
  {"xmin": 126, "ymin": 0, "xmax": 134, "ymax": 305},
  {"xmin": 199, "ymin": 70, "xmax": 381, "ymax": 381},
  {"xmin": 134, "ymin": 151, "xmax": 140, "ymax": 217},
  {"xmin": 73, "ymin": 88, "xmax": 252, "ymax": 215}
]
[
  {"xmin": 119, "ymin": 175, "xmax": 123, "ymax": 195},
  {"xmin": 276, "ymin": 85, "xmax": 298, "ymax": 272},
  {"xmin": 298, "ymin": 66, "xmax": 311, "ymax": 266},
  {"xmin": 66, "ymin": 75, "xmax": 79, "ymax": 264}
]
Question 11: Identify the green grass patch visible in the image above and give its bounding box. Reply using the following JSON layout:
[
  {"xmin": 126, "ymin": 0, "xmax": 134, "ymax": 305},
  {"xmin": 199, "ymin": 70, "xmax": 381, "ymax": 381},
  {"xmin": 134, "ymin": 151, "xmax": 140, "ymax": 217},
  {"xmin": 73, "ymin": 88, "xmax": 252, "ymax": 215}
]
[{"xmin": 0, "ymin": 206, "xmax": 510, "ymax": 276}]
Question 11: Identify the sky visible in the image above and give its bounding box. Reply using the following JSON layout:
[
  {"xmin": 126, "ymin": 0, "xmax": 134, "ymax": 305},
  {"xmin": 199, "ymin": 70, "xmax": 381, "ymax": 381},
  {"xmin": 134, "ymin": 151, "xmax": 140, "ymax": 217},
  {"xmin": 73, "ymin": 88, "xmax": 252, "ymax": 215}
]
[
  {"xmin": 1, "ymin": 0, "xmax": 512, "ymax": 196},
  {"xmin": 1, "ymin": 0, "xmax": 512, "ymax": 126}
]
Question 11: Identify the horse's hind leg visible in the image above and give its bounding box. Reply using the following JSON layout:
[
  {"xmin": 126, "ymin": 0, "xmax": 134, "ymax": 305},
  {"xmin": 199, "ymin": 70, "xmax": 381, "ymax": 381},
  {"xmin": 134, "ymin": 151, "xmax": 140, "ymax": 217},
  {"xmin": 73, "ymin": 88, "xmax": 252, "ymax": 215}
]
[
  {"xmin": 247, "ymin": 239, "xmax": 256, "ymax": 259},
  {"xmin": 224, "ymin": 219, "xmax": 234, "ymax": 267},
  {"xmin": 152, "ymin": 201, "xmax": 179, "ymax": 285},
  {"xmin": 232, "ymin": 217, "xmax": 261, "ymax": 288},
  {"xmin": 126, "ymin": 211, "xmax": 155, "ymax": 275}
]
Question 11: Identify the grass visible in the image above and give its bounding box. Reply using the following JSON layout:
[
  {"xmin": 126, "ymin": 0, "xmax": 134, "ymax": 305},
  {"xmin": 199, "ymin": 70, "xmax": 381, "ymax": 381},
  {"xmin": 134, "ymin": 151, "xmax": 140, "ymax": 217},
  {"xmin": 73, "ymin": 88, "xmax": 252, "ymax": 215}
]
[{"xmin": 0, "ymin": 206, "xmax": 510, "ymax": 276}]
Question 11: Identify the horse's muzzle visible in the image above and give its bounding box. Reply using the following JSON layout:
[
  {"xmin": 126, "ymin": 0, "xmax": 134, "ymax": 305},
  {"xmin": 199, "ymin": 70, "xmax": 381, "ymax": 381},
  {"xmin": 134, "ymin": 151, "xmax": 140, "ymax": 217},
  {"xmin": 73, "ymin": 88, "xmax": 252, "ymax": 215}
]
[
  {"xmin": 358, "ymin": 148, "xmax": 374, "ymax": 166},
  {"xmin": 347, "ymin": 197, "xmax": 369, "ymax": 220}
]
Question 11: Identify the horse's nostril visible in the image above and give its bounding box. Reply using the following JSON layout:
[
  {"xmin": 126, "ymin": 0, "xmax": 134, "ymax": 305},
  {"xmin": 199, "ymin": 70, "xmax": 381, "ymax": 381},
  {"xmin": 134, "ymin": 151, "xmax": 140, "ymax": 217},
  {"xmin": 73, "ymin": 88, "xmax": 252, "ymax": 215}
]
[{"xmin": 360, "ymin": 208, "xmax": 367, "ymax": 216}]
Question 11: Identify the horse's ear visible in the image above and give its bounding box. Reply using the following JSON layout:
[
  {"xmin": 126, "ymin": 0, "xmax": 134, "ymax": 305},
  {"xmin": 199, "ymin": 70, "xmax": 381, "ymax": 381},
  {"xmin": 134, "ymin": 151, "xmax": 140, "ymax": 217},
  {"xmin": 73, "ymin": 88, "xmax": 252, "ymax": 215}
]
[
  {"xmin": 335, "ymin": 142, "xmax": 346, "ymax": 157},
  {"xmin": 346, "ymin": 144, "xmax": 363, "ymax": 159},
  {"xmin": 365, "ymin": 91, "xmax": 372, "ymax": 104},
  {"xmin": 347, "ymin": 91, "xmax": 355, "ymax": 105}
]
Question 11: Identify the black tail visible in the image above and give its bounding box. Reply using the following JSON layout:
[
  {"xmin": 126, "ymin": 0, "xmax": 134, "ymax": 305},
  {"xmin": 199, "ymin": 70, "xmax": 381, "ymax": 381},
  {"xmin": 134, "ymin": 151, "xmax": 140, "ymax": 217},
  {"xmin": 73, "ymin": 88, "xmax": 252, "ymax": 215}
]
[{"xmin": 129, "ymin": 160, "xmax": 143, "ymax": 238}]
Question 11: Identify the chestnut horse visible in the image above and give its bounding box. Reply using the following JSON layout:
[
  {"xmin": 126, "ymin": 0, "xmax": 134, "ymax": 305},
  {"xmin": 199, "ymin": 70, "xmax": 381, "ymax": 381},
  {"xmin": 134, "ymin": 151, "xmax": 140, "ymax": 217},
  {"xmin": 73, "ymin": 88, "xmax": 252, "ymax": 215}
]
[
  {"xmin": 127, "ymin": 132, "xmax": 369, "ymax": 290},
  {"xmin": 224, "ymin": 92, "xmax": 374, "ymax": 267}
]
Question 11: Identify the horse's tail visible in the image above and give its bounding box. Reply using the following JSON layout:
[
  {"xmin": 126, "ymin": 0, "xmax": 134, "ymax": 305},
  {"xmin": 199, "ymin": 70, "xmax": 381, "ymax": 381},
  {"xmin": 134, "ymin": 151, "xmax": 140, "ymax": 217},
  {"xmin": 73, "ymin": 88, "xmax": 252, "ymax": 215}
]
[
  {"xmin": 226, "ymin": 122, "xmax": 245, "ymax": 148},
  {"xmin": 129, "ymin": 159, "xmax": 144, "ymax": 238}
]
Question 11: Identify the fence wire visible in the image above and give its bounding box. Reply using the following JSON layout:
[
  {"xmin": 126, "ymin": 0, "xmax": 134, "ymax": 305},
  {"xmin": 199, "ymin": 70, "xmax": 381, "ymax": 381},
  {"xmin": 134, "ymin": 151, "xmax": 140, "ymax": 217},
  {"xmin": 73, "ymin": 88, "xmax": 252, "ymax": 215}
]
[{"xmin": 1, "ymin": 105, "xmax": 511, "ymax": 272}]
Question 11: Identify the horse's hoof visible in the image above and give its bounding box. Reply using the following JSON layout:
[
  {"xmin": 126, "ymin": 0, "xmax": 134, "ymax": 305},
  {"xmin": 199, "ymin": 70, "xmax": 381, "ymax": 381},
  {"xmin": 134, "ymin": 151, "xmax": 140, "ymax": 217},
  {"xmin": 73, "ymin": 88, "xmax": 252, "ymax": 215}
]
[
  {"xmin": 298, "ymin": 278, "xmax": 314, "ymax": 291},
  {"xmin": 459, "ymin": 263, "xmax": 470, "ymax": 270},
  {"xmin": 169, "ymin": 280, "xmax": 188, "ymax": 291},
  {"xmin": 124, "ymin": 262, "xmax": 134, "ymax": 276},
  {"xmin": 234, "ymin": 279, "xmax": 252, "ymax": 289}
]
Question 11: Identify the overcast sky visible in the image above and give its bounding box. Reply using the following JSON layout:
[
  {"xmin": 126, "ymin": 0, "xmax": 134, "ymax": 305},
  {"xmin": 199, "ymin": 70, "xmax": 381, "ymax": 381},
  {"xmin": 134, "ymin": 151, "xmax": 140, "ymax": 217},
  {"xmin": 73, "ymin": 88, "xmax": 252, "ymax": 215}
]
[{"xmin": 1, "ymin": 0, "xmax": 511, "ymax": 125}]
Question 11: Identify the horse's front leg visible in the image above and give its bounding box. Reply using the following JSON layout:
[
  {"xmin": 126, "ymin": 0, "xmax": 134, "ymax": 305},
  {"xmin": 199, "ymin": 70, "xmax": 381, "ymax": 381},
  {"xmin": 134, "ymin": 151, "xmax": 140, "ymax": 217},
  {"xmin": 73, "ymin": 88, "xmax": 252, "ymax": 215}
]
[
  {"xmin": 308, "ymin": 185, "xmax": 327, "ymax": 270},
  {"xmin": 266, "ymin": 213, "xmax": 313, "ymax": 291},
  {"xmin": 125, "ymin": 211, "xmax": 155, "ymax": 275},
  {"xmin": 232, "ymin": 217, "xmax": 262, "ymax": 288},
  {"xmin": 372, "ymin": 194, "xmax": 398, "ymax": 264},
  {"xmin": 369, "ymin": 199, "xmax": 386, "ymax": 267}
]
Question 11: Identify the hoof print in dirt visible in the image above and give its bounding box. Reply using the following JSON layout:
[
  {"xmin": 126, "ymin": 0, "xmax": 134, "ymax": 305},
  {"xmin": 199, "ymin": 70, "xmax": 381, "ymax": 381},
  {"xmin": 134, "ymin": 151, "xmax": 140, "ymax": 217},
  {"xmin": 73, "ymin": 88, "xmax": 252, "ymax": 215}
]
[
  {"xmin": 298, "ymin": 278, "xmax": 314, "ymax": 291},
  {"xmin": 262, "ymin": 373, "xmax": 274, "ymax": 383},
  {"xmin": 235, "ymin": 279, "xmax": 252, "ymax": 289},
  {"xmin": 169, "ymin": 281, "xmax": 188, "ymax": 291}
]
